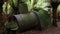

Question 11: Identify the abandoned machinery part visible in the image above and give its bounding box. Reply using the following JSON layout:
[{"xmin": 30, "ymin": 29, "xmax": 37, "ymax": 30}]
[{"xmin": 5, "ymin": 11, "xmax": 51, "ymax": 32}]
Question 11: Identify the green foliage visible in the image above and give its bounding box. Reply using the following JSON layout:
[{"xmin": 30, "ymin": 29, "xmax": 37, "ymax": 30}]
[
  {"xmin": 5, "ymin": 21, "xmax": 18, "ymax": 30},
  {"xmin": 21, "ymin": 0, "xmax": 50, "ymax": 12},
  {"xmin": 10, "ymin": 0, "xmax": 18, "ymax": 7},
  {"xmin": 12, "ymin": 0, "xmax": 18, "ymax": 7},
  {"xmin": 34, "ymin": 2, "xmax": 50, "ymax": 10},
  {"xmin": 2, "ymin": 2, "xmax": 12, "ymax": 15},
  {"xmin": 2, "ymin": 2, "xmax": 6, "ymax": 15},
  {"xmin": 22, "ymin": 0, "xmax": 35, "ymax": 11},
  {"xmin": 19, "ymin": 3, "xmax": 28, "ymax": 14},
  {"xmin": 57, "ymin": 4, "xmax": 60, "ymax": 13}
]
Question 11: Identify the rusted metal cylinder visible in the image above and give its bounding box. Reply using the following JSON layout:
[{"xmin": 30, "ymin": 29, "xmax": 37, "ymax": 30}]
[
  {"xmin": 13, "ymin": 12, "xmax": 38, "ymax": 31},
  {"xmin": 13, "ymin": 11, "xmax": 51, "ymax": 31}
]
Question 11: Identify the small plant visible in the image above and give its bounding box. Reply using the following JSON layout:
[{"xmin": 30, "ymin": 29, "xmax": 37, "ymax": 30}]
[
  {"xmin": 21, "ymin": 0, "xmax": 50, "ymax": 11},
  {"xmin": 2, "ymin": 0, "xmax": 19, "ymax": 32},
  {"xmin": 2, "ymin": 2, "xmax": 12, "ymax": 15}
]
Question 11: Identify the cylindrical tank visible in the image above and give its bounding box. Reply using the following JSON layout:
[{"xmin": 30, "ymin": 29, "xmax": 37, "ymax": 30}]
[
  {"xmin": 5, "ymin": 11, "xmax": 51, "ymax": 31},
  {"xmin": 13, "ymin": 11, "xmax": 51, "ymax": 31},
  {"xmin": 12, "ymin": 12, "xmax": 38, "ymax": 31}
]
